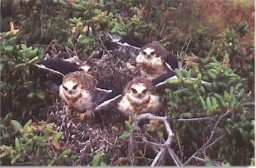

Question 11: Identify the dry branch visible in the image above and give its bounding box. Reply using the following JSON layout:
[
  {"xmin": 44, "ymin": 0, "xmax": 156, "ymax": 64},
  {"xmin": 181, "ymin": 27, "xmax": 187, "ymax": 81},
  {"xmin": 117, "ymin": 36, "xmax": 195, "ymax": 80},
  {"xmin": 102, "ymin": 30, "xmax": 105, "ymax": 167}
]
[
  {"xmin": 129, "ymin": 113, "xmax": 182, "ymax": 167},
  {"xmin": 182, "ymin": 93, "xmax": 251, "ymax": 166}
]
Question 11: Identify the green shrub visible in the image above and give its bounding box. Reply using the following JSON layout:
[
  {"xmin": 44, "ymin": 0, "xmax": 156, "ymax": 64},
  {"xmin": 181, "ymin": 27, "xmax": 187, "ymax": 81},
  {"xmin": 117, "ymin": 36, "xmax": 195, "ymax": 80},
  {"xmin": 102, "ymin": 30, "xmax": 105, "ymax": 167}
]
[{"xmin": 0, "ymin": 118, "xmax": 76, "ymax": 165}]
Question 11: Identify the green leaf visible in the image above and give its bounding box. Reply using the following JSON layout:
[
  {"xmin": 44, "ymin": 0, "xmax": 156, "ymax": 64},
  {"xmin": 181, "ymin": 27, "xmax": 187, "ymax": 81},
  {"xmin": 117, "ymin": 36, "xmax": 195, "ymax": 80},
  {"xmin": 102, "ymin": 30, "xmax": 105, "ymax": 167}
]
[
  {"xmin": 208, "ymin": 70, "xmax": 217, "ymax": 79},
  {"xmin": 184, "ymin": 70, "xmax": 191, "ymax": 79},
  {"xmin": 118, "ymin": 31, "xmax": 127, "ymax": 36},
  {"xmin": 28, "ymin": 56, "xmax": 39, "ymax": 64},
  {"xmin": 100, "ymin": 161, "xmax": 107, "ymax": 166},
  {"xmin": 92, "ymin": 153, "xmax": 103, "ymax": 166},
  {"xmin": 124, "ymin": 120, "xmax": 132, "ymax": 131},
  {"xmin": 4, "ymin": 45, "xmax": 14, "ymax": 52},
  {"xmin": 27, "ymin": 92, "xmax": 35, "ymax": 99},
  {"xmin": 11, "ymin": 154, "xmax": 21, "ymax": 164},
  {"xmin": 72, "ymin": 4, "xmax": 86, "ymax": 10},
  {"xmin": 37, "ymin": 91, "xmax": 45, "ymax": 100},
  {"xmin": 3, "ymin": 113, "xmax": 12, "ymax": 123},
  {"xmin": 202, "ymin": 56, "xmax": 210, "ymax": 64},
  {"xmin": 206, "ymin": 96, "xmax": 212, "ymax": 109},
  {"xmin": 204, "ymin": 156, "xmax": 214, "ymax": 166},
  {"xmin": 173, "ymin": 88, "xmax": 190, "ymax": 96},
  {"xmin": 10, "ymin": 120, "xmax": 22, "ymax": 133},
  {"xmin": 52, "ymin": 132, "xmax": 63, "ymax": 142},
  {"xmin": 15, "ymin": 138, "xmax": 21, "ymax": 151},
  {"xmin": 27, "ymin": 48, "xmax": 38, "ymax": 58},
  {"xmin": 24, "ymin": 119, "xmax": 32, "ymax": 127},
  {"xmin": 59, "ymin": 149, "xmax": 71, "ymax": 159},
  {"xmin": 34, "ymin": 136, "xmax": 47, "ymax": 146},
  {"xmin": 224, "ymin": 91, "xmax": 231, "ymax": 103},
  {"xmin": 175, "ymin": 68, "xmax": 183, "ymax": 79},
  {"xmin": 183, "ymin": 79, "xmax": 196, "ymax": 86},
  {"xmin": 168, "ymin": 78, "xmax": 182, "ymax": 85},
  {"xmin": 14, "ymin": 63, "xmax": 26, "ymax": 69},
  {"xmin": 67, "ymin": 37, "xmax": 73, "ymax": 45},
  {"xmin": 99, "ymin": 0, "xmax": 104, "ymax": 7},
  {"xmin": 199, "ymin": 96, "xmax": 207, "ymax": 110},
  {"xmin": 213, "ymin": 93, "xmax": 227, "ymax": 108},
  {"xmin": 2, "ymin": 132, "xmax": 10, "ymax": 139},
  {"xmin": 211, "ymin": 97, "xmax": 218, "ymax": 106},
  {"xmin": 21, "ymin": 44, "xmax": 27, "ymax": 50},
  {"xmin": 119, "ymin": 131, "xmax": 131, "ymax": 140},
  {"xmin": 80, "ymin": 37, "xmax": 91, "ymax": 44}
]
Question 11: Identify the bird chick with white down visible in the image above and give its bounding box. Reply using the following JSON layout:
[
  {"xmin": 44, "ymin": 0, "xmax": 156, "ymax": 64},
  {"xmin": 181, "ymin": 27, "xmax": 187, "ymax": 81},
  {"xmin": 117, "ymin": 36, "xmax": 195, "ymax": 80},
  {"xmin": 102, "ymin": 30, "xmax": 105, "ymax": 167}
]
[
  {"xmin": 135, "ymin": 41, "xmax": 170, "ymax": 81},
  {"xmin": 117, "ymin": 77, "xmax": 162, "ymax": 116},
  {"xmin": 59, "ymin": 71, "xmax": 99, "ymax": 120}
]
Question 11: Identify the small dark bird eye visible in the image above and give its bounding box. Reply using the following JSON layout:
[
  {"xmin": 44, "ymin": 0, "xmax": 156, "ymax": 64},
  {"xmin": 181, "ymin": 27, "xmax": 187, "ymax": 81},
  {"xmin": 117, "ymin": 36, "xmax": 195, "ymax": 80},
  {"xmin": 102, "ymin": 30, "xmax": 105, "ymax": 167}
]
[
  {"xmin": 151, "ymin": 51, "xmax": 156, "ymax": 56},
  {"xmin": 131, "ymin": 88, "xmax": 137, "ymax": 94},
  {"xmin": 142, "ymin": 89, "xmax": 148, "ymax": 94},
  {"xmin": 63, "ymin": 86, "xmax": 68, "ymax": 90},
  {"xmin": 142, "ymin": 51, "xmax": 147, "ymax": 55},
  {"xmin": 73, "ymin": 84, "xmax": 78, "ymax": 90}
]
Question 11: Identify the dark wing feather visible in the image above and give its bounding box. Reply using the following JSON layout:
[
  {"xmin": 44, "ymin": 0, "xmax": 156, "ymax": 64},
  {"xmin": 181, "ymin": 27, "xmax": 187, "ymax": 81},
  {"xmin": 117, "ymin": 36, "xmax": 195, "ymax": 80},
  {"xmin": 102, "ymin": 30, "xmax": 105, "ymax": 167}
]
[
  {"xmin": 33, "ymin": 63, "xmax": 64, "ymax": 87},
  {"xmin": 166, "ymin": 53, "xmax": 179, "ymax": 70},
  {"xmin": 108, "ymin": 33, "xmax": 145, "ymax": 58},
  {"xmin": 35, "ymin": 59, "xmax": 80, "ymax": 75},
  {"xmin": 34, "ymin": 58, "xmax": 81, "ymax": 92},
  {"xmin": 94, "ymin": 94, "xmax": 122, "ymax": 112},
  {"xmin": 92, "ymin": 88, "xmax": 113, "ymax": 106}
]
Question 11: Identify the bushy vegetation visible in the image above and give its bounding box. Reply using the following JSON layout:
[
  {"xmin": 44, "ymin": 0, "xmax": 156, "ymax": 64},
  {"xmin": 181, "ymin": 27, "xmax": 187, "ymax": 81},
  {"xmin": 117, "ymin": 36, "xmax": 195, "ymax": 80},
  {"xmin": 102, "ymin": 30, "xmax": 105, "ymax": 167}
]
[{"xmin": 0, "ymin": 0, "xmax": 254, "ymax": 166}]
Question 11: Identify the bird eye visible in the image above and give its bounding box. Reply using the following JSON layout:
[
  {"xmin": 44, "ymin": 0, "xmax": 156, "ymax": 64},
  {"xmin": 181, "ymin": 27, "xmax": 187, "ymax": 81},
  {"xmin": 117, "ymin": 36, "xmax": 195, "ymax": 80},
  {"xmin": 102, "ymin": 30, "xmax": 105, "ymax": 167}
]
[
  {"xmin": 73, "ymin": 84, "xmax": 78, "ymax": 90},
  {"xmin": 63, "ymin": 86, "xmax": 68, "ymax": 91},
  {"xmin": 151, "ymin": 51, "xmax": 156, "ymax": 56},
  {"xmin": 142, "ymin": 51, "xmax": 147, "ymax": 55},
  {"xmin": 131, "ymin": 88, "xmax": 137, "ymax": 94},
  {"xmin": 142, "ymin": 89, "xmax": 148, "ymax": 94}
]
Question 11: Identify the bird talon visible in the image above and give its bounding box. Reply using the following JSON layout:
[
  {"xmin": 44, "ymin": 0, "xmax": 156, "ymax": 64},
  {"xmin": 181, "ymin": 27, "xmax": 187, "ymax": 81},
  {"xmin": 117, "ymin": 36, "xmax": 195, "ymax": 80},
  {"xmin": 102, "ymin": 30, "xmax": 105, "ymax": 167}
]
[{"xmin": 77, "ymin": 112, "xmax": 87, "ymax": 120}]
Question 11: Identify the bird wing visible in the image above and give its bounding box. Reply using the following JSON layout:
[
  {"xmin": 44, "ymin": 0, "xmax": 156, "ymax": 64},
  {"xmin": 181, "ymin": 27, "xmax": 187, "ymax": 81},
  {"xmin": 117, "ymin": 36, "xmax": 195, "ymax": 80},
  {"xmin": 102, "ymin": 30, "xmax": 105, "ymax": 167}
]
[
  {"xmin": 35, "ymin": 58, "xmax": 81, "ymax": 75},
  {"xmin": 94, "ymin": 94, "xmax": 122, "ymax": 112},
  {"xmin": 92, "ymin": 87, "xmax": 115, "ymax": 106}
]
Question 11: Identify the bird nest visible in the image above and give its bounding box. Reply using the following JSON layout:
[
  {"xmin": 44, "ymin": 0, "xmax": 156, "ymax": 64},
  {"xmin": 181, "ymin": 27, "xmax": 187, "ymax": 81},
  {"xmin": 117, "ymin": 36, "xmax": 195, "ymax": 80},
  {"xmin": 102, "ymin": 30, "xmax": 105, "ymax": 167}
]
[{"xmin": 45, "ymin": 99, "xmax": 177, "ymax": 166}]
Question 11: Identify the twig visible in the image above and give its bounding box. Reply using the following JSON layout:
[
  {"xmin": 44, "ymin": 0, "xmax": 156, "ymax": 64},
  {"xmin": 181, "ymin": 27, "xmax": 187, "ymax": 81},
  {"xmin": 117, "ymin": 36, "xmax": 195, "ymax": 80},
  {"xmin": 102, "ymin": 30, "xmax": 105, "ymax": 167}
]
[
  {"xmin": 168, "ymin": 148, "xmax": 182, "ymax": 166},
  {"xmin": 193, "ymin": 156, "xmax": 204, "ymax": 162},
  {"xmin": 182, "ymin": 110, "xmax": 230, "ymax": 166},
  {"xmin": 184, "ymin": 38, "xmax": 192, "ymax": 53},
  {"xmin": 151, "ymin": 148, "xmax": 166, "ymax": 166},
  {"xmin": 44, "ymin": 39, "xmax": 57, "ymax": 55},
  {"xmin": 142, "ymin": 138, "xmax": 165, "ymax": 148},
  {"xmin": 182, "ymin": 93, "xmax": 250, "ymax": 166},
  {"xmin": 130, "ymin": 113, "xmax": 178, "ymax": 166},
  {"xmin": 204, "ymin": 135, "xmax": 224, "ymax": 150},
  {"xmin": 177, "ymin": 117, "xmax": 211, "ymax": 122},
  {"xmin": 40, "ymin": 9, "xmax": 43, "ymax": 38},
  {"xmin": 98, "ymin": 34, "xmax": 111, "ymax": 55},
  {"xmin": 175, "ymin": 128, "xmax": 183, "ymax": 160}
]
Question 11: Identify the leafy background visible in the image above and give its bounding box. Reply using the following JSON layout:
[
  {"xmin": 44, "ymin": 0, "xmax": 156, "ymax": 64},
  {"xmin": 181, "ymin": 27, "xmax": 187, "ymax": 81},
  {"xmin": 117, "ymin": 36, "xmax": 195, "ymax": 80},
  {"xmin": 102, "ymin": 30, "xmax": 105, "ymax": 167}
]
[{"xmin": 0, "ymin": 0, "xmax": 254, "ymax": 166}]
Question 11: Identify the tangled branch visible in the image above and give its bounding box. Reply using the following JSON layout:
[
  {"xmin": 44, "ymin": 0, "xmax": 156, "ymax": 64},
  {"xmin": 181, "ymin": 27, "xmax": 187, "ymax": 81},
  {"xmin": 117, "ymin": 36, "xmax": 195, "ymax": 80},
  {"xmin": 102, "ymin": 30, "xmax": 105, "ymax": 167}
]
[
  {"xmin": 182, "ymin": 92, "xmax": 251, "ymax": 166},
  {"xmin": 129, "ymin": 113, "xmax": 182, "ymax": 166}
]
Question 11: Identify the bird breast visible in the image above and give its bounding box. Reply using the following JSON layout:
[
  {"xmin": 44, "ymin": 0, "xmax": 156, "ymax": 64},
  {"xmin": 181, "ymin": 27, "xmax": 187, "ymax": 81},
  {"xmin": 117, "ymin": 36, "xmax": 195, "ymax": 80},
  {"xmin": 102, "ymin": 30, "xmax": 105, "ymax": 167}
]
[
  {"xmin": 118, "ymin": 94, "xmax": 161, "ymax": 115},
  {"xmin": 59, "ymin": 87, "xmax": 94, "ymax": 112}
]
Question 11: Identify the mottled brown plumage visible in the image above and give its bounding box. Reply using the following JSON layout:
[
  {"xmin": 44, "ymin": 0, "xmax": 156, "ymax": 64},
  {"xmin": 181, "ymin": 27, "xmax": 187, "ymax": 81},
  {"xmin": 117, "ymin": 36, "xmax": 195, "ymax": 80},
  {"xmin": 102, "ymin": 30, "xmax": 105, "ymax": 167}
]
[
  {"xmin": 135, "ymin": 41, "xmax": 169, "ymax": 80},
  {"xmin": 117, "ymin": 77, "xmax": 162, "ymax": 116},
  {"xmin": 59, "ymin": 71, "xmax": 98, "ymax": 119}
]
